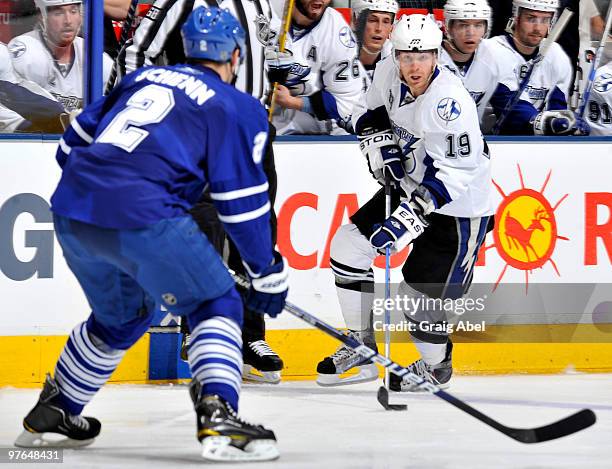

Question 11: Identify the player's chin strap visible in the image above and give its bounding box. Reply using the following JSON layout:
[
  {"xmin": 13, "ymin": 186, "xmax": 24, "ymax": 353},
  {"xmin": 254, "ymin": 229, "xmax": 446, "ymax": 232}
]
[
  {"xmin": 229, "ymin": 53, "xmax": 243, "ymax": 87},
  {"xmin": 38, "ymin": 23, "xmax": 73, "ymax": 52},
  {"xmin": 507, "ymin": 32, "xmax": 539, "ymax": 55},
  {"xmin": 228, "ymin": 269, "xmax": 597, "ymax": 444},
  {"xmin": 361, "ymin": 45, "xmax": 381, "ymax": 56},
  {"xmin": 443, "ymin": 38, "xmax": 473, "ymax": 62}
]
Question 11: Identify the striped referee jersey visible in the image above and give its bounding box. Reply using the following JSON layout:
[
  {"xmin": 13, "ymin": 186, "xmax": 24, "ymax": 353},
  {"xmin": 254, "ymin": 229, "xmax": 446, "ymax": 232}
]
[{"xmin": 119, "ymin": 0, "xmax": 278, "ymax": 102}]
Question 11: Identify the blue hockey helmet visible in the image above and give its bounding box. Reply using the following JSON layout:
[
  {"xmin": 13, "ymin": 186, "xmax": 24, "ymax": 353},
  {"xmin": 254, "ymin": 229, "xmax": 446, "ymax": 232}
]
[{"xmin": 181, "ymin": 6, "xmax": 246, "ymax": 63}]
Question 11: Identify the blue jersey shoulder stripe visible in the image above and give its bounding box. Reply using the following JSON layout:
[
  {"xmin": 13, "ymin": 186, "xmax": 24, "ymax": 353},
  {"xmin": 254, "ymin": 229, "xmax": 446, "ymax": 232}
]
[
  {"xmin": 210, "ymin": 182, "xmax": 269, "ymax": 201},
  {"xmin": 217, "ymin": 201, "xmax": 270, "ymax": 224}
]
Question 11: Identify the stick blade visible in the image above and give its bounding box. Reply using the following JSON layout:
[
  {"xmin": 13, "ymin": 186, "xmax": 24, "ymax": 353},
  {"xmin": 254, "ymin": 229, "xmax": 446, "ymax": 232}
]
[
  {"xmin": 509, "ymin": 409, "xmax": 596, "ymax": 444},
  {"xmin": 377, "ymin": 386, "xmax": 407, "ymax": 411}
]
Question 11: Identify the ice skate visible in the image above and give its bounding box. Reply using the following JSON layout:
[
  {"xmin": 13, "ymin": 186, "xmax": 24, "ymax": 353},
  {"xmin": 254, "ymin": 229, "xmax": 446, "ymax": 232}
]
[
  {"xmin": 242, "ymin": 340, "xmax": 284, "ymax": 384},
  {"xmin": 193, "ymin": 390, "xmax": 279, "ymax": 462},
  {"xmin": 390, "ymin": 340, "xmax": 453, "ymax": 392},
  {"xmin": 14, "ymin": 374, "xmax": 101, "ymax": 448},
  {"xmin": 316, "ymin": 330, "xmax": 379, "ymax": 386}
]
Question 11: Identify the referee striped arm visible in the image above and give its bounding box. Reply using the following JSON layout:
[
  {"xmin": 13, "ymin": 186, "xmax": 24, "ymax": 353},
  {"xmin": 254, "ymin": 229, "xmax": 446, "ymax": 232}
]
[{"xmin": 122, "ymin": 0, "xmax": 194, "ymax": 74}]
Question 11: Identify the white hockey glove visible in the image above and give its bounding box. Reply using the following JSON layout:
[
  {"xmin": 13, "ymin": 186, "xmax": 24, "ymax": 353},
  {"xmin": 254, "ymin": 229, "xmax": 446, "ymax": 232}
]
[
  {"xmin": 358, "ymin": 130, "xmax": 405, "ymax": 186},
  {"xmin": 532, "ymin": 110, "xmax": 590, "ymax": 136},
  {"xmin": 369, "ymin": 186, "xmax": 435, "ymax": 252}
]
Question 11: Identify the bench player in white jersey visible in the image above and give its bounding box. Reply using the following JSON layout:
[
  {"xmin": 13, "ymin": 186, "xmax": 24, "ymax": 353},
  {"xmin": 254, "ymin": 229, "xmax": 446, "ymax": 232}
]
[
  {"xmin": 266, "ymin": 0, "xmax": 368, "ymax": 134},
  {"xmin": 351, "ymin": 0, "xmax": 397, "ymax": 80},
  {"xmin": 587, "ymin": 62, "xmax": 612, "ymax": 135},
  {"xmin": 316, "ymin": 14, "xmax": 493, "ymax": 389},
  {"xmin": 7, "ymin": 0, "xmax": 112, "ymax": 113},
  {"xmin": 487, "ymin": 0, "xmax": 586, "ymax": 135},
  {"xmin": 0, "ymin": 42, "xmax": 65, "ymax": 133},
  {"xmin": 438, "ymin": 0, "xmax": 512, "ymax": 131}
]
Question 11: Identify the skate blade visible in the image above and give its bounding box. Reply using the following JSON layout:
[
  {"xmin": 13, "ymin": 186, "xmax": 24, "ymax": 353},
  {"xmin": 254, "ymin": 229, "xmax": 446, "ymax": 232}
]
[
  {"xmin": 242, "ymin": 365, "xmax": 281, "ymax": 384},
  {"xmin": 316, "ymin": 364, "xmax": 379, "ymax": 387},
  {"xmin": 201, "ymin": 436, "xmax": 279, "ymax": 462},
  {"xmin": 14, "ymin": 429, "xmax": 94, "ymax": 448}
]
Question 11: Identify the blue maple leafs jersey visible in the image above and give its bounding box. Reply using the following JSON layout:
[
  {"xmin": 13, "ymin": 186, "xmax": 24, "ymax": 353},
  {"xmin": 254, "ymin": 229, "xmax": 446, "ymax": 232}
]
[{"xmin": 51, "ymin": 64, "xmax": 273, "ymax": 274}]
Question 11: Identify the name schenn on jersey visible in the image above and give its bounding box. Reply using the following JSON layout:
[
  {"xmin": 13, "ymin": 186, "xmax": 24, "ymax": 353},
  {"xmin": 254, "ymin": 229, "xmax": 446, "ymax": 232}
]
[{"xmin": 134, "ymin": 68, "xmax": 216, "ymax": 105}]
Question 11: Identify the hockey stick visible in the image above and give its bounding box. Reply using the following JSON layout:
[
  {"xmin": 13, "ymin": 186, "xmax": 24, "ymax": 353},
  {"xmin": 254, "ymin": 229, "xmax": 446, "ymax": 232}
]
[
  {"xmin": 230, "ymin": 272, "xmax": 596, "ymax": 443},
  {"xmin": 267, "ymin": 0, "xmax": 296, "ymax": 121},
  {"xmin": 377, "ymin": 174, "xmax": 407, "ymax": 411},
  {"xmin": 491, "ymin": 8, "xmax": 573, "ymax": 135},
  {"xmin": 427, "ymin": 0, "xmax": 434, "ymax": 15},
  {"xmin": 577, "ymin": 1, "xmax": 612, "ymax": 118},
  {"xmin": 104, "ymin": 0, "xmax": 139, "ymax": 95}
]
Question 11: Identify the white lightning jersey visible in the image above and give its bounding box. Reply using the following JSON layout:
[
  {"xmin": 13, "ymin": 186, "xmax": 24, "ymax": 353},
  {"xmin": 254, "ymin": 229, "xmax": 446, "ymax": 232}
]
[
  {"xmin": 0, "ymin": 41, "xmax": 63, "ymax": 132},
  {"xmin": 8, "ymin": 29, "xmax": 112, "ymax": 112},
  {"xmin": 272, "ymin": 7, "xmax": 368, "ymax": 135},
  {"xmin": 487, "ymin": 34, "xmax": 572, "ymax": 134},
  {"xmin": 439, "ymin": 38, "xmax": 516, "ymax": 124},
  {"xmin": 0, "ymin": 43, "xmax": 25, "ymax": 131},
  {"xmin": 353, "ymin": 57, "xmax": 493, "ymax": 218},
  {"xmin": 586, "ymin": 63, "xmax": 612, "ymax": 136}
]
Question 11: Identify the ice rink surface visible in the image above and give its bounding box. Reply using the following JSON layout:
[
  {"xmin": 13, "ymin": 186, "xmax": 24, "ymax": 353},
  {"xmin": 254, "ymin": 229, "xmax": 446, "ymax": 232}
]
[{"xmin": 1, "ymin": 374, "xmax": 611, "ymax": 469}]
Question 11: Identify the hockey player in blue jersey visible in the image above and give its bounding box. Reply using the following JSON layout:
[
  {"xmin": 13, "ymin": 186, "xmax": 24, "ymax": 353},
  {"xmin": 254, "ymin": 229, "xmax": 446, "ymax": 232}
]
[{"xmin": 14, "ymin": 7, "xmax": 287, "ymax": 462}]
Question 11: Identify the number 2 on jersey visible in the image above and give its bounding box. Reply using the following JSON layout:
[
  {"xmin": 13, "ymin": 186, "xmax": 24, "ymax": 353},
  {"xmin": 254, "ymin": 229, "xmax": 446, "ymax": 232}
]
[{"xmin": 97, "ymin": 85, "xmax": 176, "ymax": 152}]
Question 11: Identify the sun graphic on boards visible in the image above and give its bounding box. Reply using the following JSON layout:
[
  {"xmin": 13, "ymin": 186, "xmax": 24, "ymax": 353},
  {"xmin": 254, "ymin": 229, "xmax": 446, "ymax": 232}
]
[{"xmin": 481, "ymin": 164, "xmax": 570, "ymax": 292}]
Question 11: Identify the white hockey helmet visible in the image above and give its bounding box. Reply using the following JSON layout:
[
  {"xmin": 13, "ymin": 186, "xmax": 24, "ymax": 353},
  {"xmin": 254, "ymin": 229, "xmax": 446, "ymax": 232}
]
[
  {"xmin": 391, "ymin": 14, "xmax": 443, "ymax": 55},
  {"xmin": 351, "ymin": 0, "xmax": 399, "ymax": 23},
  {"xmin": 512, "ymin": 0, "xmax": 559, "ymax": 14},
  {"xmin": 35, "ymin": 0, "xmax": 82, "ymax": 38},
  {"xmin": 507, "ymin": 0, "xmax": 558, "ymax": 33},
  {"xmin": 444, "ymin": 0, "xmax": 492, "ymax": 38},
  {"xmin": 35, "ymin": 0, "xmax": 82, "ymax": 20}
]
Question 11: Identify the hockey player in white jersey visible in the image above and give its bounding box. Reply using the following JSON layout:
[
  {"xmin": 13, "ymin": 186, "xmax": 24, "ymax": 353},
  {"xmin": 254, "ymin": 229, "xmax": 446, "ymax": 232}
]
[
  {"xmin": 487, "ymin": 0, "xmax": 586, "ymax": 135},
  {"xmin": 351, "ymin": 0, "xmax": 398, "ymax": 80},
  {"xmin": 587, "ymin": 61, "xmax": 612, "ymax": 136},
  {"xmin": 8, "ymin": 0, "xmax": 111, "ymax": 113},
  {"xmin": 265, "ymin": 0, "xmax": 368, "ymax": 134},
  {"xmin": 316, "ymin": 14, "xmax": 493, "ymax": 389},
  {"xmin": 0, "ymin": 42, "xmax": 65, "ymax": 133},
  {"xmin": 438, "ymin": 0, "xmax": 510, "ymax": 131}
]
